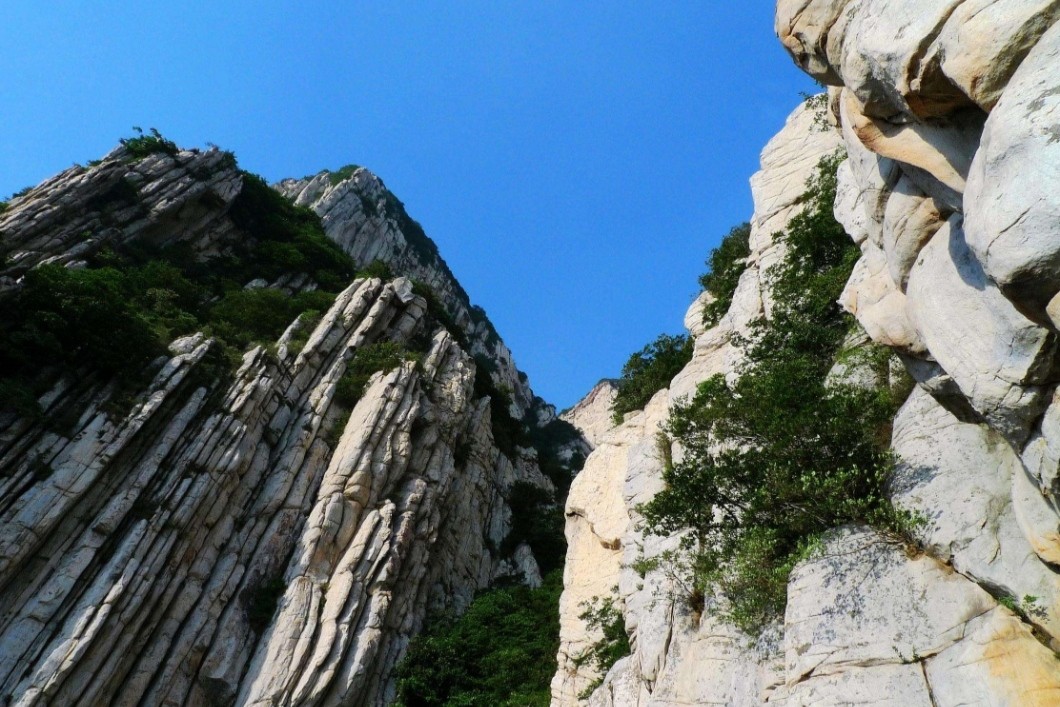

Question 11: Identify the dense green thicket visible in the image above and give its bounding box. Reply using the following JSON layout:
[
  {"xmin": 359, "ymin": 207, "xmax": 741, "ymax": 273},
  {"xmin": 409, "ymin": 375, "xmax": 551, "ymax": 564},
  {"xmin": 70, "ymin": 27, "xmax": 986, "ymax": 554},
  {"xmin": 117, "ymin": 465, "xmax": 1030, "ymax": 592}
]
[
  {"xmin": 610, "ymin": 333, "xmax": 694, "ymax": 423},
  {"xmin": 699, "ymin": 222, "xmax": 751, "ymax": 327},
  {"xmin": 394, "ymin": 571, "xmax": 562, "ymax": 707},
  {"xmin": 640, "ymin": 152, "xmax": 914, "ymax": 633},
  {"xmin": 0, "ymin": 145, "xmax": 357, "ymax": 416}
]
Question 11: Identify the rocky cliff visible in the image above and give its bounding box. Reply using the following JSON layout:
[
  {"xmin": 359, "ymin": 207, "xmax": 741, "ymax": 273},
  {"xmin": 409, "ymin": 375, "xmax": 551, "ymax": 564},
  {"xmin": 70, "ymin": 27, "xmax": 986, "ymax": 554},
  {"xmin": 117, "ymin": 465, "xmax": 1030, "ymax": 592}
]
[
  {"xmin": 554, "ymin": 3, "xmax": 1060, "ymax": 705},
  {"xmin": 0, "ymin": 139, "xmax": 574, "ymax": 705}
]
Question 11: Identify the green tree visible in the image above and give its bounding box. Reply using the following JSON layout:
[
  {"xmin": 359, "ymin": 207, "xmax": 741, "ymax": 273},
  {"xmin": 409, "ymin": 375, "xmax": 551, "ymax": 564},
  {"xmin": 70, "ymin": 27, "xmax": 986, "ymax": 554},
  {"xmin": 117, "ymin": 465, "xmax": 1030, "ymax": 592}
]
[
  {"xmin": 394, "ymin": 571, "xmax": 563, "ymax": 707},
  {"xmin": 640, "ymin": 152, "xmax": 914, "ymax": 633},
  {"xmin": 699, "ymin": 222, "xmax": 751, "ymax": 327},
  {"xmin": 611, "ymin": 333, "xmax": 693, "ymax": 423}
]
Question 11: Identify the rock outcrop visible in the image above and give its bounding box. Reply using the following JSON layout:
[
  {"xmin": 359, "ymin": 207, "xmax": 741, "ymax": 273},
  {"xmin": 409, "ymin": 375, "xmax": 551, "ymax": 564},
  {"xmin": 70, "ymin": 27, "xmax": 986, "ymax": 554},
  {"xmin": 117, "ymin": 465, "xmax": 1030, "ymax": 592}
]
[
  {"xmin": 277, "ymin": 169, "xmax": 538, "ymax": 417},
  {"xmin": 554, "ymin": 4, "xmax": 1060, "ymax": 704},
  {"xmin": 560, "ymin": 381, "xmax": 618, "ymax": 450},
  {"xmin": 0, "ymin": 144, "xmax": 571, "ymax": 705}
]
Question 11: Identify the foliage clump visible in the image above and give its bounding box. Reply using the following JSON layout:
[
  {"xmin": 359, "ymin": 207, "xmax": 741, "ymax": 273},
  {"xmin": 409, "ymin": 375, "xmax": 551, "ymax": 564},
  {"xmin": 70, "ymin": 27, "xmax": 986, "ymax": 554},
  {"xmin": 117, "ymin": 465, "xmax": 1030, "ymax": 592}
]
[
  {"xmin": 573, "ymin": 591, "xmax": 631, "ymax": 698},
  {"xmin": 333, "ymin": 341, "xmax": 418, "ymax": 409},
  {"xmin": 120, "ymin": 127, "xmax": 179, "ymax": 159},
  {"xmin": 0, "ymin": 161, "xmax": 357, "ymax": 416},
  {"xmin": 356, "ymin": 259, "xmax": 393, "ymax": 281},
  {"xmin": 699, "ymin": 222, "xmax": 751, "ymax": 327},
  {"xmin": 327, "ymin": 164, "xmax": 362, "ymax": 185},
  {"xmin": 639, "ymin": 151, "xmax": 915, "ymax": 634},
  {"xmin": 502, "ymin": 481, "xmax": 566, "ymax": 575},
  {"xmin": 611, "ymin": 333, "xmax": 693, "ymax": 423},
  {"xmin": 394, "ymin": 570, "xmax": 563, "ymax": 707},
  {"xmin": 229, "ymin": 172, "xmax": 355, "ymax": 291}
]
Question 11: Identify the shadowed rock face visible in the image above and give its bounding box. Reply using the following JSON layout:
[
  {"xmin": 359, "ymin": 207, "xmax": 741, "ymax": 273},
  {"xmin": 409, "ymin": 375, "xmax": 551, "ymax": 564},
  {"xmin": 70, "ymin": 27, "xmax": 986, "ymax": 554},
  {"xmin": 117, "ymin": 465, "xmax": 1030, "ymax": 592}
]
[
  {"xmin": 555, "ymin": 4, "xmax": 1060, "ymax": 705},
  {"xmin": 0, "ymin": 146, "xmax": 571, "ymax": 706}
]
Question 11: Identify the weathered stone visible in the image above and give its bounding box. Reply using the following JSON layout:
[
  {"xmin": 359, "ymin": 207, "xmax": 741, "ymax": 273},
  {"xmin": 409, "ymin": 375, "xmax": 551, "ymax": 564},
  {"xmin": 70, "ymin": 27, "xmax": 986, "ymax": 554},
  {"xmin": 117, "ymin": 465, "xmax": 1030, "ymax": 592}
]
[
  {"xmin": 839, "ymin": 240, "xmax": 925, "ymax": 354},
  {"xmin": 881, "ymin": 174, "xmax": 946, "ymax": 290},
  {"xmin": 893, "ymin": 387, "xmax": 1060, "ymax": 641},
  {"xmin": 840, "ymin": 89, "xmax": 984, "ymax": 196},
  {"xmin": 933, "ymin": 0, "xmax": 1060, "ymax": 111},
  {"xmin": 561, "ymin": 380, "xmax": 619, "ymax": 449},
  {"xmin": 906, "ymin": 217, "xmax": 1052, "ymax": 442},
  {"xmin": 965, "ymin": 21, "xmax": 1060, "ymax": 319},
  {"xmin": 0, "ymin": 149, "xmax": 569, "ymax": 706}
]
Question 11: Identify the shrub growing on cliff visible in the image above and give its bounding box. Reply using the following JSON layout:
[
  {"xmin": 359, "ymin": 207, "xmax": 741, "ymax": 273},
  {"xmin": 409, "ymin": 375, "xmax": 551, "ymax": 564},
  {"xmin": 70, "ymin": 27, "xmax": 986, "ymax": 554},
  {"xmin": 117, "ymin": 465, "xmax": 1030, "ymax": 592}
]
[
  {"xmin": 334, "ymin": 341, "xmax": 419, "ymax": 408},
  {"xmin": 699, "ymin": 222, "xmax": 751, "ymax": 327},
  {"xmin": 0, "ymin": 159, "xmax": 360, "ymax": 416},
  {"xmin": 639, "ymin": 151, "xmax": 914, "ymax": 633},
  {"xmin": 610, "ymin": 333, "xmax": 693, "ymax": 423},
  {"xmin": 573, "ymin": 591, "xmax": 631, "ymax": 698},
  {"xmin": 120, "ymin": 127, "xmax": 179, "ymax": 159},
  {"xmin": 394, "ymin": 570, "xmax": 562, "ymax": 707}
]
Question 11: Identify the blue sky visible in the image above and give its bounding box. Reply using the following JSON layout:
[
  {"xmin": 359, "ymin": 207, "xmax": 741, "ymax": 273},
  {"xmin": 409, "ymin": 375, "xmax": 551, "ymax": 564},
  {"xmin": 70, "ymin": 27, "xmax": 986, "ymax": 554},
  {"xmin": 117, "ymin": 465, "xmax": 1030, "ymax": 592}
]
[{"xmin": 0, "ymin": 3, "xmax": 816, "ymax": 409}]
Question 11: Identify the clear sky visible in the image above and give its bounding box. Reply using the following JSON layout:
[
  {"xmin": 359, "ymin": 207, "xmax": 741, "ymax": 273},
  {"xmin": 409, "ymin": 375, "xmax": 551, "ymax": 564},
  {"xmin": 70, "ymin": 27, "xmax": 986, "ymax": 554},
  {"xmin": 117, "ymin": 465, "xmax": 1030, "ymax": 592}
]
[{"xmin": 0, "ymin": 3, "xmax": 816, "ymax": 410}]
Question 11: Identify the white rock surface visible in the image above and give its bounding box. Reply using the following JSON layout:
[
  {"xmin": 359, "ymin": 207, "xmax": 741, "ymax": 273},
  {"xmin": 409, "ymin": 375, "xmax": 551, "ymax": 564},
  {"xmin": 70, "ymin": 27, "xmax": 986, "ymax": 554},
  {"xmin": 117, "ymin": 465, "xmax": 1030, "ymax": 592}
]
[
  {"xmin": 906, "ymin": 217, "xmax": 1052, "ymax": 441},
  {"xmin": 561, "ymin": 380, "xmax": 619, "ymax": 449},
  {"xmin": 559, "ymin": 1, "xmax": 1060, "ymax": 699},
  {"xmin": 964, "ymin": 20, "xmax": 1060, "ymax": 317},
  {"xmin": 0, "ymin": 150, "xmax": 568, "ymax": 706}
]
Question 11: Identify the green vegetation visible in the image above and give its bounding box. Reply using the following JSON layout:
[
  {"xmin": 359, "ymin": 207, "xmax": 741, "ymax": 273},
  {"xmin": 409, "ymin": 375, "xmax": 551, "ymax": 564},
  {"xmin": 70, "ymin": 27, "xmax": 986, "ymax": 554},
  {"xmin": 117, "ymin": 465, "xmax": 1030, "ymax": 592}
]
[
  {"xmin": 639, "ymin": 151, "xmax": 916, "ymax": 634},
  {"xmin": 471, "ymin": 354, "xmax": 525, "ymax": 458},
  {"xmin": 413, "ymin": 280, "xmax": 469, "ymax": 349},
  {"xmin": 526, "ymin": 418, "xmax": 584, "ymax": 497},
  {"xmin": 228, "ymin": 172, "xmax": 355, "ymax": 291},
  {"xmin": 333, "ymin": 341, "xmax": 419, "ymax": 409},
  {"xmin": 327, "ymin": 163, "xmax": 362, "ymax": 185},
  {"xmin": 356, "ymin": 259, "xmax": 394, "ymax": 280},
  {"xmin": 503, "ymin": 481, "xmax": 566, "ymax": 575},
  {"xmin": 0, "ymin": 201, "xmax": 8, "ymax": 215},
  {"xmin": 699, "ymin": 222, "xmax": 751, "ymax": 327},
  {"xmin": 611, "ymin": 333, "xmax": 694, "ymax": 423},
  {"xmin": 0, "ymin": 160, "xmax": 357, "ymax": 417},
  {"xmin": 208, "ymin": 288, "xmax": 336, "ymax": 352},
  {"xmin": 120, "ymin": 127, "xmax": 179, "ymax": 159},
  {"xmin": 394, "ymin": 570, "xmax": 562, "ymax": 707},
  {"xmin": 0, "ymin": 264, "xmax": 167, "ymax": 416},
  {"xmin": 573, "ymin": 591, "xmax": 631, "ymax": 698}
]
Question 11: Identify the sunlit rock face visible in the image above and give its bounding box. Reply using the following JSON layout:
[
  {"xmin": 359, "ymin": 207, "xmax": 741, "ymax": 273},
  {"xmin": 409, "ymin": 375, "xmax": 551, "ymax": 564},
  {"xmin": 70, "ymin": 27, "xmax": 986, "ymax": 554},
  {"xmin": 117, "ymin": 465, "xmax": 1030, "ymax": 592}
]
[
  {"xmin": 0, "ymin": 147, "xmax": 568, "ymax": 706},
  {"xmin": 556, "ymin": 4, "xmax": 1060, "ymax": 704}
]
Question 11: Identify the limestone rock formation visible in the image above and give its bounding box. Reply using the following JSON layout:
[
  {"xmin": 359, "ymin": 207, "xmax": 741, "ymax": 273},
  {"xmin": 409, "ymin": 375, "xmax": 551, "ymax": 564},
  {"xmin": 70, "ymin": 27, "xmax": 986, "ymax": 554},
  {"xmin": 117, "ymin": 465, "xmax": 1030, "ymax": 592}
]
[
  {"xmin": 554, "ymin": 3, "xmax": 1060, "ymax": 704},
  {"xmin": 560, "ymin": 381, "xmax": 619, "ymax": 450},
  {"xmin": 0, "ymin": 143, "xmax": 573, "ymax": 705}
]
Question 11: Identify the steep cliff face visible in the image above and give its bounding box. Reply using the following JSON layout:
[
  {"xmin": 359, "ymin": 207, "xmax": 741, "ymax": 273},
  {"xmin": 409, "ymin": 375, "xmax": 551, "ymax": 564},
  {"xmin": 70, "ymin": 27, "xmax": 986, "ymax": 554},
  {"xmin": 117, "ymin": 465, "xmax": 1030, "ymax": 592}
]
[
  {"xmin": 555, "ymin": 4, "xmax": 1060, "ymax": 705},
  {"xmin": 0, "ymin": 142, "xmax": 569, "ymax": 705},
  {"xmin": 277, "ymin": 169, "xmax": 539, "ymax": 417}
]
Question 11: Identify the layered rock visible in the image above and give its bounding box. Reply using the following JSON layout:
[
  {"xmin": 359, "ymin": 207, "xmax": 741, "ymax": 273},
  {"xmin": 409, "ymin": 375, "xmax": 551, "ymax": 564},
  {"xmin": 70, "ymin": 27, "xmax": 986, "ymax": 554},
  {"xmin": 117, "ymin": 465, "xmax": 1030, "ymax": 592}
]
[
  {"xmin": 278, "ymin": 169, "xmax": 539, "ymax": 417},
  {"xmin": 555, "ymin": 4, "xmax": 1060, "ymax": 703},
  {"xmin": 0, "ymin": 145, "xmax": 567, "ymax": 705},
  {"xmin": 552, "ymin": 102, "xmax": 842, "ymax": 706},
  {"xmin": 560, "ymin": 381, "xmax": 619, "ymax": 449}
]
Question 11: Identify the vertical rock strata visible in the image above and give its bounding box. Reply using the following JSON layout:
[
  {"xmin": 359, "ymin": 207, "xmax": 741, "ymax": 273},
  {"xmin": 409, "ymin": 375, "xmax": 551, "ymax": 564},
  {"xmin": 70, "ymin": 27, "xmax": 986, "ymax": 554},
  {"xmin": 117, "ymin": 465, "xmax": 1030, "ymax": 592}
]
[
  {"xmin": 555, "ymin": 4, "xmax": 1060, "ymax": 705},
  {"xmin": 0, "ymin": 148, "xmax": 562, "ymax": 705}
]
